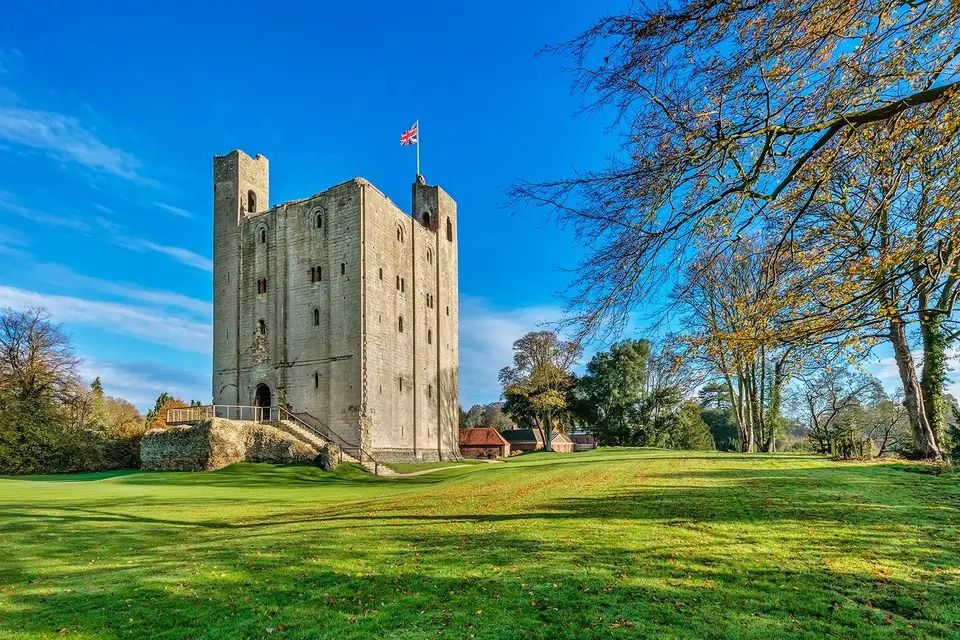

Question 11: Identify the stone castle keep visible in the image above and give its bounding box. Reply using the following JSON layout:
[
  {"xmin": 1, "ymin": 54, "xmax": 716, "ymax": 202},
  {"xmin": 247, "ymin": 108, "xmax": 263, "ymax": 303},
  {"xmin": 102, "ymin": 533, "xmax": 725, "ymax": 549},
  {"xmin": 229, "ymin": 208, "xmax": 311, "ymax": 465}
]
[{"xmin": 212, "ymin": 150, "xmax": 460, "ymax": 461}]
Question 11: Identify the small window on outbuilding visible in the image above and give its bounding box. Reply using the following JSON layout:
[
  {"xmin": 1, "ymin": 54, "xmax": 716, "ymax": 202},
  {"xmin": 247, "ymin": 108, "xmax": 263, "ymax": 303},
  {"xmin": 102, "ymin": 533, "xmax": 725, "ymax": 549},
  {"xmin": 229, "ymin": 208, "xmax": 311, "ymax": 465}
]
[
  {"xmin": 313, "ymin": 308, "xmax": 320, "ymax": 326},
  {"xmin": 248, "ymin": 190, "xmax": 257, "ymax": 213}
]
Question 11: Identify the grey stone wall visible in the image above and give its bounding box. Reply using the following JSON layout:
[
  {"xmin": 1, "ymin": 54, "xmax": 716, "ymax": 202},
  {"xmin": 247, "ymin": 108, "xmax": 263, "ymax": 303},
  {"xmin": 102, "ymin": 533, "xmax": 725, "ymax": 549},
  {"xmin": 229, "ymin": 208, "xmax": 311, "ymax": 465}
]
[
  {"xmin": 139, "ymin": 419, "xmax": 329, "ymax": 471},
  {"xmin": 212, "ymin": 150, "xmax": 460, "ymax": 462}
]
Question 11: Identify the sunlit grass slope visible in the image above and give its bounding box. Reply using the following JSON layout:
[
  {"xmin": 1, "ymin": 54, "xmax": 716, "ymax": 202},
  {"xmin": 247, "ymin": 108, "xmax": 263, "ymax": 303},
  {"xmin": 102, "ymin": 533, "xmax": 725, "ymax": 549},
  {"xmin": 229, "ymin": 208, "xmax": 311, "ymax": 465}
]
[{"xmin": 1, "ymin": 449, "xmax": 958, "ymax": 639}]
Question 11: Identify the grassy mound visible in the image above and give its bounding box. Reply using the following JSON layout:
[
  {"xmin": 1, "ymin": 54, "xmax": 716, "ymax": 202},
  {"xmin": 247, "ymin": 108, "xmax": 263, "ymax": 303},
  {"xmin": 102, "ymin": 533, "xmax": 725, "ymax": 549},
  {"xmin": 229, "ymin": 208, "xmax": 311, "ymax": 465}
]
[{"xmin": 1, "ymin": 449, "xmax": 958, "ymax": 639}]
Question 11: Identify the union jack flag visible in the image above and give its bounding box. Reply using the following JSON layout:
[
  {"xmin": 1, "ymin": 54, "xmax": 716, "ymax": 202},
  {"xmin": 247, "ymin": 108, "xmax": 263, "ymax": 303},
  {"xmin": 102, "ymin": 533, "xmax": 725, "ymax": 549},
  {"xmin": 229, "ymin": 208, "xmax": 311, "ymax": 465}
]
[{"xmin": 400, "ymin": 121, "xmax": 418, "ymax": 146}]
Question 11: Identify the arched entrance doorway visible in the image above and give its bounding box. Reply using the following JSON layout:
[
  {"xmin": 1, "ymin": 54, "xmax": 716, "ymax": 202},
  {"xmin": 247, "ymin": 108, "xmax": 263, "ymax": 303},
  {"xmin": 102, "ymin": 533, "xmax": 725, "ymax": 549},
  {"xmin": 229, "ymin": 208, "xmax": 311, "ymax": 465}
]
[{"xmin": 254, "ymin": 384, "xmax": 271, "ymax": 409}]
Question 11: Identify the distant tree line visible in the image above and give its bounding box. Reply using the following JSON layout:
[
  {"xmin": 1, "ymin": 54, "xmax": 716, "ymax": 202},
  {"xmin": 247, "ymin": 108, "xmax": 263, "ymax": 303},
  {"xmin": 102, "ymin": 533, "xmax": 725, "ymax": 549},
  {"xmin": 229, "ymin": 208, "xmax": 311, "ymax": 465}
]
[
  {"xmin": 492, "ymin": 331, "xmax": 714, "ymax": 452},
  {"xmin": 489, "ymin": 328, "xmax": 960, "ymax": 459},
  {"xmin": 0, "ymin": 307, "xmax": 197, "ymax": 475}
]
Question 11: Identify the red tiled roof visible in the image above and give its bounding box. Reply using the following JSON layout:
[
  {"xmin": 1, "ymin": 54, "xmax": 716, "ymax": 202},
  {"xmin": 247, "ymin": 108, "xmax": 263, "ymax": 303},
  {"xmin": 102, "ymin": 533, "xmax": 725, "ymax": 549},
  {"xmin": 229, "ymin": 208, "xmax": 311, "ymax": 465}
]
[{"xmin": 460, "ymin": 427, "xmax": 509, "ymax": 447}]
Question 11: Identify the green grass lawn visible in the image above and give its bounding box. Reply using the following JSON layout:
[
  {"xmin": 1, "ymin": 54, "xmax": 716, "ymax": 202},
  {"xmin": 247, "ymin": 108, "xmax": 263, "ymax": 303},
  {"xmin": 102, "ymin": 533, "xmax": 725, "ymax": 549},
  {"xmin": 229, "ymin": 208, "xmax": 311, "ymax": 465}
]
[
  {"xmin": 385, "ymin": 459, "xmax": 488, "ymax": 474},
  {"xmin": 1, "ymin": 449, "xmax": 959, "ymax": 639}
]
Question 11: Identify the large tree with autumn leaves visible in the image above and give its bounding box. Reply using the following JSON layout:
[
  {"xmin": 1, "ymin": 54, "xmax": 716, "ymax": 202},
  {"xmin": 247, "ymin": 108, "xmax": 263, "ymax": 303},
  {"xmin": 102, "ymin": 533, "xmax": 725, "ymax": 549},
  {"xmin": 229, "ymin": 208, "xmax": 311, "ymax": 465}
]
[{"xmin": 514, "ymin": 0, "xmax": 960, "ymax": 459}]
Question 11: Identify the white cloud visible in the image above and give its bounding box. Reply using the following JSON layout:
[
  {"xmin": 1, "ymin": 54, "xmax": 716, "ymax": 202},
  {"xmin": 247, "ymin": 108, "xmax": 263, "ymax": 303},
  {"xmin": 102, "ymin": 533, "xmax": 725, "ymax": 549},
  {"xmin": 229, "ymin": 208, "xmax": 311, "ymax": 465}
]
[
  {"xmin": 78, "ymin": 359, "xmax": 209, "ymax": 411},
  {"xmin": 0, "ymin": 285, "xmax": 211, "ymax": 354},
  {"xmin": 458, "ymin": 297, "xmax": 565, "ymax": 406},
  {"xmin": 154, "ymin": 202, "xmax": 193, "ymax": 219},
  {"xmin": 30, "ymin": 262, "xmax": 211, "ymax": 318},
  {"xmin": 0, "ymin": 105, "xmax": 147, "ymax": 181},
  {"xmin": 0, "ymin": 192, "xmax": 89, "ymax": 230},
  {"xmin": 115, "ymin": 237, "xmax": 213, "ymax": 272}
]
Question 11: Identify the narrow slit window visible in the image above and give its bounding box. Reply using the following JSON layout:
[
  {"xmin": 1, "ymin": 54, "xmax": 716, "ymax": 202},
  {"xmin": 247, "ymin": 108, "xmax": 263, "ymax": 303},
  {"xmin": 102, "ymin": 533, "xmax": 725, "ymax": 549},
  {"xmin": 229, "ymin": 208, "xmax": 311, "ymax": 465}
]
[
  {"xmin": 398, "ymin": 316, "xmax": 404, "ymax": 333},
  {"xmin": 314, "ymin": 372, "xmax": 320, "ymax": 389},
  {"xmin": 428, "ymin": 384, "xmax": 432, "ymax": 398},
  {"xmin": 316, "ymin": 213, "xmax": 322, "ymax": 229},
  {"xmin": 379, "ymin": 267, "xmax": 383, "ymax": 280},
  {"xmin": 446, "ymin": 217, "xmax": 452, "ymax": 241},
  {"xmin": 248, "ymin": 190, "xmax": 257, "ymax": 213},
  {"xmin": 313, "ymin": 308, "xmax": 320, "ymax": 326},
  {"xmin": 427, "ymin": 329, "xmax": 432, "ymax": 344},
  {"xmin": 341, "ymin": 263, "xmax": 345, "ymax": 275},
  {"xmin": 258, "ymin": 319, "xmax": 266, "ymax": 335},
  {"xmin": 259, "ymin": 228, "xmax": 266, "ymax": 244}
]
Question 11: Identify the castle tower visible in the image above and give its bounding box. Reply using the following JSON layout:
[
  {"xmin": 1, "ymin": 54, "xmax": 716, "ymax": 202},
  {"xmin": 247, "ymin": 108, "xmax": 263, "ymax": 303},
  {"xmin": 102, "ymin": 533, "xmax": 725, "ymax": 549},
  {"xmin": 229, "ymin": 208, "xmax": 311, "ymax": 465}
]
[
  {"xmin": 213, "ymin": 151, "xmax": 269, "ymax": 406},
  {"xmin": 211, "ymin": 150, "xmax": 459, "ymax": 462}
]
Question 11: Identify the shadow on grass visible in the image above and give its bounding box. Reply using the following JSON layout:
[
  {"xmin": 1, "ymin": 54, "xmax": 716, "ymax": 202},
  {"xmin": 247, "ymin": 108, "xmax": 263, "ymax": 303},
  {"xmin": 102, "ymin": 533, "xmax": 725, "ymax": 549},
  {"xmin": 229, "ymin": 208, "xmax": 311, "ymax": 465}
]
[
  {"xmin": 4, "ymin": 468, "xmax": 142, "ymax": 482},
  {"xmin": 2, "ymin": 454, "xmax": 960, "ymax": 639}
]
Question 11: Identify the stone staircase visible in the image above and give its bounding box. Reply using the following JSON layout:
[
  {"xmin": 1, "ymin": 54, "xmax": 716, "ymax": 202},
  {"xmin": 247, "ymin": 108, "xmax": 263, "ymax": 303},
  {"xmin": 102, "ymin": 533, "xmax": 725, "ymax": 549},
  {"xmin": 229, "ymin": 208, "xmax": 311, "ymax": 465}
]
[{"xmin": 272, "ymin": 417, "xmax": 393, "ymax": 476}]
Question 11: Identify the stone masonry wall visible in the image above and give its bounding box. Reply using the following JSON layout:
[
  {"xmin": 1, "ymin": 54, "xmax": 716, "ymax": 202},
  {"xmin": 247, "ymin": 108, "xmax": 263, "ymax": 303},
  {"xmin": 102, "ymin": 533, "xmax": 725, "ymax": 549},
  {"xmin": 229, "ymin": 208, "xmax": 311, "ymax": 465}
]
[{"xmin": 140, "ymin": 419, "xmax": 333, "ymax": 471}]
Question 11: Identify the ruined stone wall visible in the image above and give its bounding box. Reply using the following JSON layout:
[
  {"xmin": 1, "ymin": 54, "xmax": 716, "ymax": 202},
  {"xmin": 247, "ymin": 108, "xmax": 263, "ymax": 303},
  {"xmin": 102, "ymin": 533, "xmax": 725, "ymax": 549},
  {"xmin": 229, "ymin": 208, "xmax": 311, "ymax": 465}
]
[{"xmin": 139, "ymin": 419, "xmax": 327, "ymax": 471}]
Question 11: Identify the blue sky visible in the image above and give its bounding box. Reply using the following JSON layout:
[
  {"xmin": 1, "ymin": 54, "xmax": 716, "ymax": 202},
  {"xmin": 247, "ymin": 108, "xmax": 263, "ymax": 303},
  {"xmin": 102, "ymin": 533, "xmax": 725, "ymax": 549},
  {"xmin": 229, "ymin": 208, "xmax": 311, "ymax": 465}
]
[
  {"xmin": 1, "ymin": 2, "xmax": 955, "ymax": 412},
  {"xmin": 0, "ymin": 1, "xmax": 628, "ymax": 410}
]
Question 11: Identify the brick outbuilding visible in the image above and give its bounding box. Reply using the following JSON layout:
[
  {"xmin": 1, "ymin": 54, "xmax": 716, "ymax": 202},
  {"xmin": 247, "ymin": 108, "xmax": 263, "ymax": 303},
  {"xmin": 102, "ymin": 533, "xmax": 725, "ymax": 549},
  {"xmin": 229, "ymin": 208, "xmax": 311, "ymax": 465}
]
[{"xmin": 459, "ymin": 427, "xmax": 510, "ymax": 459}]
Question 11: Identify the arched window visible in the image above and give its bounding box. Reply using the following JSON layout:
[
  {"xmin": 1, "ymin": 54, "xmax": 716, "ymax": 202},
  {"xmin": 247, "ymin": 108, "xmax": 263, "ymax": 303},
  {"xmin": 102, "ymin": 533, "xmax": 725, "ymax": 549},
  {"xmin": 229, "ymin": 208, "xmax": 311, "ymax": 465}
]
[
  {"xmin": 426, "ymin": 248, "xmax": 433, "ymax": 264},
  {"xmin": 398, "ymin": 316, "xmax": 404, "ymax": 332},
  {"xmin": 313, "ymin": 308, "xmax": 320, "ymax": 326},
  {"xmin": 446, "ymin": 217, "xmax": 452, "ymax": 241},
  {"xmin": 428, "ymin": 384, "xmax": 433, "ymax": 398},
  {"xmin": 257, "ymin": 319, "xmax": 266, "ymax": 335},
  {"xmin": 396, "ymin": 275, "xmax": 400, "ymax": 290},
  {"xmin": 427, "ymin": 329, "xmax": 432, "ymax": 344},
  {"xmin": 379, "ymin": 267, "xmax": 383, "ymax": 280},
  {"xmin": 396, "ymin": 223, "xmax": 404, "ymax": 243},
  {"xmin": 248, "ymin": 190, "xmax": 257, "ymax": 213},
  {"xmin": 259, "ymin": 227, "xmax": 266, "ymax": 244},
  {"xmin": 398, "ymin": 376, "xmax": 404, "ymax": 392},
  {"xmin": 422, "ymin": 211, "xmax": 431, "ymax": 227},
  {"xmin": 316, "ymin": 213, "xmax": 323, "ymax": 229}
]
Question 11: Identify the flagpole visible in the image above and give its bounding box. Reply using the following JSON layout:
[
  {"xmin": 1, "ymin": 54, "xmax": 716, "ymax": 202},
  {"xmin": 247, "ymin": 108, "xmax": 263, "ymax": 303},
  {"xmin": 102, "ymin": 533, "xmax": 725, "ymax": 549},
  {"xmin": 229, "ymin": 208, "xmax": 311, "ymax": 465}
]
[{"xmin": 416, "ymin": 120, "xmax": 421, "ymax": 177}]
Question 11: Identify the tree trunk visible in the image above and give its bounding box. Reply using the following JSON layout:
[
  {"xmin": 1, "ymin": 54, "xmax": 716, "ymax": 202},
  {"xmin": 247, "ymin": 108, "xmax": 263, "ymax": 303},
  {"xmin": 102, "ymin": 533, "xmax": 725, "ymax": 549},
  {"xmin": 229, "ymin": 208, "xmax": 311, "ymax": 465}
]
[
  {"xmin": 889, "ymin": 317, "xmax": 943, "ymax": 460},
  {"xmin": 765, "ymin": 359, "xmax": 786, "ymax": 453},
  {"xmin": 544, "ymin": 410, "xmax": 553, "ymax": 452},
  {"xmin": 919, "ymin": 312, "xmax": 948, "ymax": 453}
]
